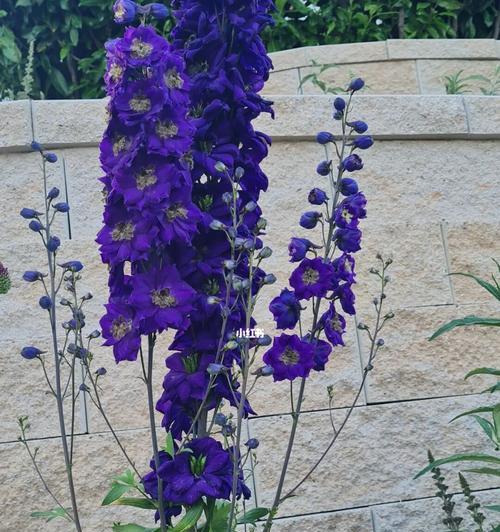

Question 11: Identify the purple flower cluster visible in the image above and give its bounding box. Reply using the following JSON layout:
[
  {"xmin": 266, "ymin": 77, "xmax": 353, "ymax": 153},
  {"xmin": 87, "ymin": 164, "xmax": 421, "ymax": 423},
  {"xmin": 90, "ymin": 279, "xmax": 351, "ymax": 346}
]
[
  {"xmin": 100, "ymin": 0, "xmax": 275, "ymax": 516},
  {"xmin": 0, "ymin": 261, "xmax": 11, "ymax": 295},
  {"xmin": 153, "ymin": 0, "xmax": 274, "ymax": 441},
  {"xmin": 266, "ymin": 88, "xmax": 372, "ymax": 381},
  {"xmin": 98, "ymin": 23, "xmax": 198, "ymax": 363}
]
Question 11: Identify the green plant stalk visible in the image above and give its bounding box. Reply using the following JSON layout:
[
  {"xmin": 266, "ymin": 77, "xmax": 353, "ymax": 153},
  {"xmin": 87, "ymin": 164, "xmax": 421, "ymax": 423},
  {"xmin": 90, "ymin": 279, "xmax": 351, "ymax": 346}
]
[
  {"xmin": 42, "ymin": 158, "xmax": 83, "ymax": 532},
  {"xmin": 143, "ymin": 334, "xmax": 168, "ymax": 532}
]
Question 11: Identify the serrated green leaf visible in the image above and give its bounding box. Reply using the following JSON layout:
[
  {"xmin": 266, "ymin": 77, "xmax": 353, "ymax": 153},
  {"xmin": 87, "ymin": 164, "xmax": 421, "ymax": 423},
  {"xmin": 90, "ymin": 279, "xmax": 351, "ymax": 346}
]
[
  {"xmin": 169, "ymin": 502, "xmax": 203, "ymax": 532},
  {"xmin": 237, "ymin": 507, "xmax": 269, "ymax": 524},
  {"xmin": 415, "ymin": 453, "xmax": 500, "ymax": 479},
  {"xmin": 429, "ymin": 317, "xmax": 500, "ymax": 341}
]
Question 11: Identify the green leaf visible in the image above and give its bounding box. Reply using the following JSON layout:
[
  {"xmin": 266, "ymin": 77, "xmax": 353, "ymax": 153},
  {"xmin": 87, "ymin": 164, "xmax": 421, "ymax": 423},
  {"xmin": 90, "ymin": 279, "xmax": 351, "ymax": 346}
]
[
  {"xmin": 169, "ymin": 502, "xmax": 204, "ymax": 532},
  {"xmin": 464, "ymin": 467, "xmax": 500, "ymax": 477},
  {"xmin": 466, "ymin": 367, "xmax": 500, "ymax": 379},
  {"xmin": 485, "ymin": 505, "xmax": 500, "ymax": 513},
  {"xmin": 50, "ymin": 67, "xmax": 70, "ymax": 96},
  {"xmin": 163, "ymin": 432, "xmax": 175, "ymax": 458},
  {"xmin": 237, "ymin": 507, "xmax": 270, "ymax": 524},
  {"xmin": 209, "ymin": 502, "xmax": 231, "ymax": 532},
  {"xmin": 31, "ymin": 508, "xmax": 71, "ymax": 522},
  {"xmin": 493, "ymin": 403, "xmax": 500, "ymax": 440},
  {"xmin": 449, "ymin": 272, "xmax": 500, "ymax": 300},
  {"xmin": 470, "ymin": 415, "xmax": 494, "ymax": 442},
  {"xmin": 450, "ymin": 406, "xmax": 494, "ymax": 422},
  {"xmin": 69, "ymin": 28, "xmax": 78, "ymax": 46},
  {"xmin": 16, "ymin": 0, "xmax": 32, "ymax": 6},
  {"xmin": 429, "ymin": 316, "xmax": 500, "ymax": 341},
  {"xmin": 483, "ymin": 382, "xmax": 500, "ymax": 394},
  {"xmin": 102, "ymin": 470, "xmax": 137, "ymax": 506},
  {"xmin": 112, "ymin": 498, "xmax": 157, "ymax": 510},
  {"xmin": 414, "ymin": 453, "xmax": 500, "ymax": 479},
  {"xmin": 112, "ymin": 524, "xmax": 159, "ymax": 532}
]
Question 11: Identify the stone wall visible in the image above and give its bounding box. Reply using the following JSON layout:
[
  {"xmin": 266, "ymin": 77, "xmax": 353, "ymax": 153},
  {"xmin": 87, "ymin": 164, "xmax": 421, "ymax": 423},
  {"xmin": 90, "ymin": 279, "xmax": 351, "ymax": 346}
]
[{"xmin": 1, "ymin": 40, "xmax": 500, "ymax": 531}]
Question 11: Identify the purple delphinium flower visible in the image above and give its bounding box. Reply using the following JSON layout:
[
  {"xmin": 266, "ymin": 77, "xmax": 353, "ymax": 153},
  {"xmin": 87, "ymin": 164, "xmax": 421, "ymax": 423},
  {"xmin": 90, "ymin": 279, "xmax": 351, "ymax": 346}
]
[
  {"xmin": 113, "ymin": 0, "xmax": 137, "ymax": 24},
  {"xmin": 316, "ymin": 160, "xmax": 331, "ymax": 176},
  {"xmin": 353, "ymin": 135, "xmax": 374, "ymax": 150},
  {"xmin": 320, "ymin": 303, "xmax": 346, "ymax": 347},
  {"xmin": 0, "ymin": 262, "xmax": 11, "ymax": 295},
  {"xmin": 339, "ymin": 177, "xmax": 358, "ymax": 196},
  {"xmin": 129, "ymin": 264, "xmax": 196, "ymax": 333},
  {"xmin": 300, "ymin": 211, "xmax": 321, "ymax": 229},
  {"xmin": 150, "ymin": 437, "xmax": 234, "ymax": 505},
  {"xmin": 308, "ymin": 188, "xmax": 328, "ymax": 205},
  {"xmin": 316, "ymin": 131, "xmax": 334, "ymax": 144},
  {"xmin": 288, "ymin": 237, "xmax": 316, "ymax": 262},
  {"xmin": 334, "ymin": 228, "xmax": 362, "ymax": 253},
  {"xmin": 269, "ymin": 288, "xmax": 301, "ymax": 330},
  {"xmin": 290, "ymin": 258, "xmax": 334, "ymax": 300},
  {"xmin": 347, "ymin": 120, "xmax": 368, "ymax": 134},
  {"xmin": 263, "ymin": 333, "xmax": 315, "ymax": 381},
  {"xmin": 100, "ymin": 300, "xmax": 141, "ymax": 362},
  {"xmin": 334, "ymin": 192, "xmax": 367, "ymax": 229}
]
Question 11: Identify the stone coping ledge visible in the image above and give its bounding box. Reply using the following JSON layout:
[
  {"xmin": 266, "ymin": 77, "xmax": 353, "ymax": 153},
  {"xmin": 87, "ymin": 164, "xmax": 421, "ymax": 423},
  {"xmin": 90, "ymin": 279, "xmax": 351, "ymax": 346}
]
[
  {"xmin": 0, "ymin": 94, "xmax": 498, "ymax": 152},
  {"xmin": 269, "ymin": 39, "xmax": 500, "ymax": 72},
  {"xmin": 0, "ymin": 95, "xmax": 500, "ymax": 153}
]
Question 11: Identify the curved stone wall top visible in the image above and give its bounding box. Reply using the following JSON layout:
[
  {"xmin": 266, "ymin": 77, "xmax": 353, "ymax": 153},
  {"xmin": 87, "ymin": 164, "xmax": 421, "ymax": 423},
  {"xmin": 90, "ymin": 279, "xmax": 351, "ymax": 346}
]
[
  {"xmin": 266, "ymin": 39, "xmax": 500, "ymax": 95},
  {"xmin": 269, "ymin": 39, "xmax": 500, "ymax": 71}
]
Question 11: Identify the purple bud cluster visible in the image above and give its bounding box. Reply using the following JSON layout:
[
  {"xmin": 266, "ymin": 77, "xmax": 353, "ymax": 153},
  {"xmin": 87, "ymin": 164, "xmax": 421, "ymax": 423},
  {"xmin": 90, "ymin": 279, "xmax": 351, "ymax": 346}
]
[{"xmin": 0, "ymin": 261, "xmax": 11, "ymax": 295}]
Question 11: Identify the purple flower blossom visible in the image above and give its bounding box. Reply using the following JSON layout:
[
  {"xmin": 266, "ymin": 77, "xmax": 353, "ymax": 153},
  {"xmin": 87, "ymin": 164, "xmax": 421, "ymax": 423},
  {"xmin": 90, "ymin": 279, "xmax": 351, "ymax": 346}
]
[
  {"xmin": 288, "ymin": 237, "xmax": 316, "ymax": 263},
  {"xmin": 334, "ymin": 192, "xmax": 367, "ymax": 229},
  {"xmin": 263, "ymin": 333, "xmax": 315, "ymax": 381},
  {"xmin": 334, "ymin": 228, "xmax": 362, "ymax": 253},
  {"xmin": 269, "ymin": 289, "xmax": 301, "ymax": 330},
  {"xmin": 320, "ymin": 303, "xmax": 346, "ymax": 346},
  {"xmin": 129, "ymin": 264, "xmax": 195, "ymax": 333},
  {"xmin": 147, "ymin": 437, "xmax": 234, "ymax": 505},
  {"xmin": 308, "ymin": 188, "xmax": 328, "ymax": 205},
  {"xmin": 113, "ymin": 0, "xmax": 137, "ymax": 24},
  {"xmin": 100, "ymin": 300, "xmax": 141, "ymax": 362},
  {"xmin": 290, "ymin": 258, "xmax": 334, "ymax": 300}
]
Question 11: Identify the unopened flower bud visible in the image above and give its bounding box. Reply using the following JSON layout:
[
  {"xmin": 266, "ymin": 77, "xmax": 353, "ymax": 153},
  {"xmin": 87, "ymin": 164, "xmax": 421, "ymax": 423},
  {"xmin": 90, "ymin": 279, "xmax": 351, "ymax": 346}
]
[
  {"xmin": 357, "ymin": 322, "xmax": 368, "ymax": 330},
  {"xmin": 263, "ymin": 274, "xmax": 277, "ymax": 285},
  {"xmin": 30, "ymin": 141, "xmax": 42, "ymax": 152},
  {"xmin": 20, "ymin": 208, "xmax": 41, "ymax": 219},
  {"xmin": 224, "ymin": 340, "xmax": 239, "ymax": 350},
  {"xmin": 256, "ymin": 218, "xmax": 267, "ymax": 231},
  {"xmin": 234, "ymin": 167, "xmax": 245, "ymax": 179},
  {"xmin": 348, "ymin": 77, "xmax": 365, "ymax": 92},
  {"xmin": 149, "ymin": 3, "xmax": 169, "ymax": 20},
  {"xmin": 214, "ymin": 413, "xmax": 227, "ymax": 426},
  {"xmin": 39, "ymin": 296, "xmax": 52, "ymax": 310},
  {"xmin": 257, "ymin": 335, "xmax": 272, "ymax": 346},
  {"xmin": 47, "ymin": 187, "xmax": 60, "ymax": 200},
  {"xmin": 96, "ymin": 367, "xmax": 107, "ymax": 376},
  {"xmin": 244, "ymin": 201, "xmax": 257, "ymax": 212},
  {"xmin": 384, "ymin": 312, "xmax": 395, "ymax": 319},
  {"xmin": 88, "ymin": 329, "xmax": 101, "ymax": 339},
  {"xmin": 333, "ymin": 97, "xmax": 346, "ymax": 111},
  {"xmin": 44, "ymin": 153, "xmax": 58, "ymax": 163},
  {"xmin": 207, "ymin": 363, "xmax": 226, "ymax": 375},
  {"xmin": 81, "ymin": 292, "xmax": 93, "ymax": 301},
  {"xmin": 21, "ymin": 346, "xmax": 45, "ymax": 359},
  {"xmin": 214, "ymin": 161, "xmax": 227, "ymax": 173},
  {"xmin": 53, "ymin": 202, "xmax": 70, "ymax": 213},
  {"xmin": 23, "ymin": 271, "xmax": 43, "ymax": 282},
  {"xmin": 261, "ymin": 365, "xmax": 274, "ymax": 377},
  {"xmin": 316, "ymin": 131, "xmax": 335, "ymax": 145},
  {"xmin": 222, "ymin": 192, "xmax": 232, "ymax": 204},
  {"xmin": 376, "ymin": 338, "xmax": 385, "ymax": 347},
  {"xmin": 47, "ymin": 236, "xmax": 61, "ymax": 252},
  {"xmin": 209, "ymin": 219, "xmax": 225, "ymax": 231},
  {"xmin": 258, "ymin": 247, "xmax": 272, "ymax": 259},
  {"xmin": 29, "ymin": 220, "xmax": 43, "ymax": 232},
  {"xmin": 245, "ymin": 438, "xmax": 260, "ymax": 450}
]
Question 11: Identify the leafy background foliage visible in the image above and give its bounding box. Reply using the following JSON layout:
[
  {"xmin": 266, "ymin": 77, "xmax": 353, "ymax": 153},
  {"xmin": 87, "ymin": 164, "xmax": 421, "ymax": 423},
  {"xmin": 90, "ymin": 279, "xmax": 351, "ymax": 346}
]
[{"xmin": 0, "ymin": 0, "xmax": 499, "ymax": 99}]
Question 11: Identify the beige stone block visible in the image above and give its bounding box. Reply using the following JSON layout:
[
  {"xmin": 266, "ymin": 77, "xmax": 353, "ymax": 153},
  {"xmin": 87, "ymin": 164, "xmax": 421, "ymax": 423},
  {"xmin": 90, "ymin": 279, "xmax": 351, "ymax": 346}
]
[
  {"xmin": 32, "ymin": 99, "xmax": 107, "ymax": 147},
  {"xmin": 270, "ymin": 41, "xmax": 388, "ymax": 71},
  {"xmin": 355, "ymin": 222, "xmax": 451, "ymax": 312},
  {"xmin": 299, "ymin": 61, "xmax": 418, "ymax": 95},
  {"xmin": 256, "ymin": 95, "xmax": 469, "ymax": 139},
  {"xmin": 263, "ymin": 69, "xmax": 301, "ymax": 95},
  {"xmin": 0, "ymin": 429, "xmax": 157, "ymax": 531},
  {"xmin": 0, "ymin": 99, "xmax": 32, "ymax": 151},
  {"xmin": 271, "ymin": 508, "xmax": 373, "ymax": 531},
  {"xmin": 417, "ymin": 59, "xmax": 500, "ymax": 95},
  {"xmin": 446, "ymin": 222, "xmax": 500, "ymax": 305},
  {"xmin": 359, "ymin": 302, "xmax": 500, "ymax": 403},
  {"xmin": 373, "ymin": 489, "xmax": 500, "ymax": 532},
  {"xmin": 387, "ymin": 39, "xmax": 499, "ymax": 60},
  {"xmin": 303, "ymin": 41, "xmax": 388, "ymax": 67},
  {"xmin": 250, "ymin": 395, "xmax": 498, "ymax": 517},
  {"xmin": 465, "ymin": 96, "xmax": 500, "ymax": 135}
]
